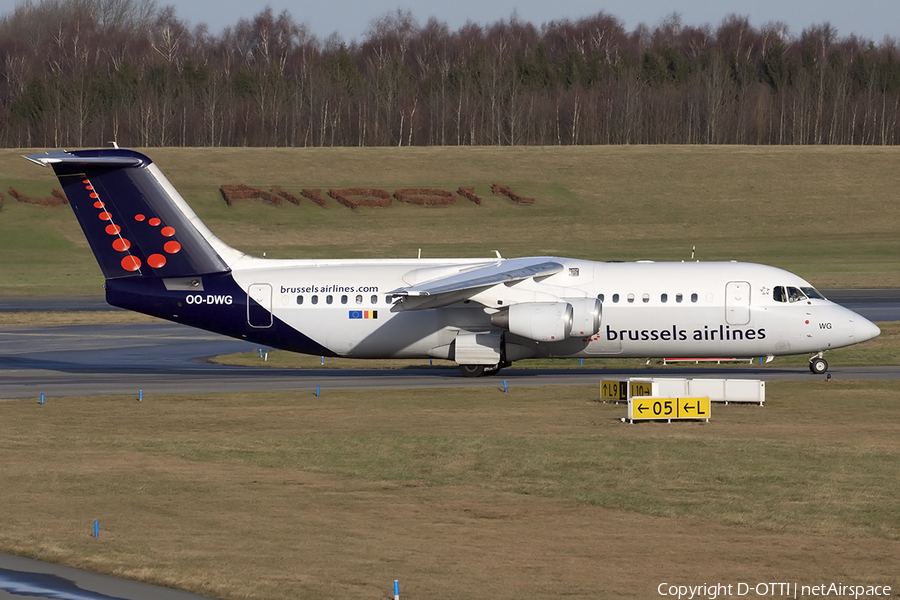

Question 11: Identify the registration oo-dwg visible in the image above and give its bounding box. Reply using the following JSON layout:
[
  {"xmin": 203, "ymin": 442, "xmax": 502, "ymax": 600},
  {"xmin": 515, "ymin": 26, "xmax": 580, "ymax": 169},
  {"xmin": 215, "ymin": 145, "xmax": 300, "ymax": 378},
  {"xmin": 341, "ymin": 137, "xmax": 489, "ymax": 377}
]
[
  {"xmin": 184, "ymin": 294, "xmax": 233, "ymax": 305},
  {"xmin": 657, "ymin": 582, "xmax": 891, "ymax": 599}
]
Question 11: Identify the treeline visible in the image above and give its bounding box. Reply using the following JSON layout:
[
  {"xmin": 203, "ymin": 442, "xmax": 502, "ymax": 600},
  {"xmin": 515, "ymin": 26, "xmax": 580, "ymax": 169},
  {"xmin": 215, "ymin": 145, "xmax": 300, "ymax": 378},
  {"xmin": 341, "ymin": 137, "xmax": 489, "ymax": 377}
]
[{"xmin": 1, "ymin": 0, "xmax": 898, "ymax": 147}]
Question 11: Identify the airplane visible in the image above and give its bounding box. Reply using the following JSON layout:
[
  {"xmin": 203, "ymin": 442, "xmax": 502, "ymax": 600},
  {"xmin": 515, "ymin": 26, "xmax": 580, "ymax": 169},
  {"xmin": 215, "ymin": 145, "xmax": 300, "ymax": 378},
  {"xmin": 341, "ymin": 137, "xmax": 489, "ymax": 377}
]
[{"xmin": 25, "ymin": 148, "xmax": 880, "ymax": 376}]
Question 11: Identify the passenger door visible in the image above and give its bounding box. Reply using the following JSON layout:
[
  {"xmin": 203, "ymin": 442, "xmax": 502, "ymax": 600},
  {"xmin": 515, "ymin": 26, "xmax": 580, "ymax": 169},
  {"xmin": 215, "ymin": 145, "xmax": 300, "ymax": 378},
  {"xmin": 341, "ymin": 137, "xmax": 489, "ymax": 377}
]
[
  {"xmin": 247, "ymin": 283, "xmax": 273, "ymax": 328},
  {"xmin": 725, "ymin": 281, "xmax": 751, "ymax": 325}
]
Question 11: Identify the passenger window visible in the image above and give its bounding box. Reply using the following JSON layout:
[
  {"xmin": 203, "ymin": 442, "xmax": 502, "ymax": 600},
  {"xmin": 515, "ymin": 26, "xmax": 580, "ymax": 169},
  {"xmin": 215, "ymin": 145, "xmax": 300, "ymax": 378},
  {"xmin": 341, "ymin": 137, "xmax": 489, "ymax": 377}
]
[
  {"xmin": 326, "ymin": 295, "xmax": 333, "ymax": 305},
  {"xmin": 773, "ymin": 286, "xmax": 786, "ymax": 303},
  {"xmin": 598, "ymin": 294, "xmax": 605, "ymax": 302},
  {"xmin": 661, "ymin": 293, "xmax": 668, "ymax": 303},
  {"xmin": 627, "ymin": 293, "xmax": 635, "ymax": 303},
  {"xmin": 356, "ymin": 294, "xmax": 363, "ymax": 304},
  {"xmin": 384, "ymin": 295, "xmax": 391, "ymax": 304},
  {"xmin": 296, "ymin": 295, "xmax": 304, "ymax": 305},
  {"xmin": 691, "ymin": 293, "xmax": 698, "ymax": 303},
  {"xmin": 341, "ymin": 295, "xmax": 348, "ymax": 304},
  {"xmin": 642, "ymin": 293, "xmax": 650, "ymax": 303},
  {"xmin": 675, "ymin": 293, "xmax": 683, "ymax": 303},
  {"xmin": 612, "ymin": 294, "xmax": 619, "ymax": 303},
  {"xmin": 311, "ymin": 295, "xmax": 318, "ymax": 305}
]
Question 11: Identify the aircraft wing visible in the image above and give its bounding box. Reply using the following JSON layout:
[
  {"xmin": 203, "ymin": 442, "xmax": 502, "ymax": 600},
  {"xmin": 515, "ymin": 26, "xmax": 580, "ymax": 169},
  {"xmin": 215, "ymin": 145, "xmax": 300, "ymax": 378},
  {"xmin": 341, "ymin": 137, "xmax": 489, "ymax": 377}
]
[{"xmin": 392, "ymin": 258, "xmax": 564, "ymax": 310}]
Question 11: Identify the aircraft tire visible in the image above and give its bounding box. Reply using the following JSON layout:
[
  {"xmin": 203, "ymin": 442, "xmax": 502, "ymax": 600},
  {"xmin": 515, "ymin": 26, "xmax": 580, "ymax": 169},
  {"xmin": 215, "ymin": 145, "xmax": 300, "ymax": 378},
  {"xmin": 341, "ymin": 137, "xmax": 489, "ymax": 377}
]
[
  {"xmin": 809, "ymin": 357, "xmax": 828, "ymax": 374},
  {"xmin": 458, "ymin": 364, "xmax": 486, "ymax": 377}
]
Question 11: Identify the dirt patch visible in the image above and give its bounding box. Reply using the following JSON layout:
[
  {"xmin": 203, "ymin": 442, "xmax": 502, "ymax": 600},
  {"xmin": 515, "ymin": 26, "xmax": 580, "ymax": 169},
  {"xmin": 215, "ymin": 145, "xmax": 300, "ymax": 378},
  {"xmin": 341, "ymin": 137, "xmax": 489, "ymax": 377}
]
[
  {"xmin": 8, "ymin": 186, "xmax": 68, "ymax": 206},
  {"xmin": 219, "ymin": 184, "xmax": 282, "ymax": 206},
  {"xmin": 394, "ymin": 188, "xmax": 456, "ymax": 206},
  {"xmin": 491, "ymin": 183, "xmax": 534, "ymax": 204},
  {"xmin": 328, "ymin": 188, "xmax": 392, "ymax": 209},
  {"xmin": 300, "ymin": 188, "xmax": 328, "ymax": 207},
  {"xmin": 457, "ymin": 186, "xmax": 482, "ymax": 205}
]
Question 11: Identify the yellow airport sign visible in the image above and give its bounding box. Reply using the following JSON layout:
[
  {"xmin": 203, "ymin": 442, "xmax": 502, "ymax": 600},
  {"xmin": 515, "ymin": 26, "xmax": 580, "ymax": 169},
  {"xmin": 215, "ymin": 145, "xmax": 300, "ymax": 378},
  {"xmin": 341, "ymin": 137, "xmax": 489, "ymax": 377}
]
[
  {"xmin": 601, "ymin": 380, "xmax": 654, "ymax": 401},
  {"xmin": 677, "ymin": 397, "xmax": 710, "ymax": 419},
  {"xmin": 628, "ymin": 397, "xmax": 711, "ymax": 421}
]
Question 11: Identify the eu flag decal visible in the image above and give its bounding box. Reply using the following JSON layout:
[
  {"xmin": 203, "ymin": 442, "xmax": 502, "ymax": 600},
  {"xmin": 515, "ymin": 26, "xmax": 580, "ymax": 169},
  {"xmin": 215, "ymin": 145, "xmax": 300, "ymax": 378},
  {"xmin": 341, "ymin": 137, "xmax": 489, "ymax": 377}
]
[{"xmin": 349, "ymin": 310, "xmax": 378, "ymax": 319}]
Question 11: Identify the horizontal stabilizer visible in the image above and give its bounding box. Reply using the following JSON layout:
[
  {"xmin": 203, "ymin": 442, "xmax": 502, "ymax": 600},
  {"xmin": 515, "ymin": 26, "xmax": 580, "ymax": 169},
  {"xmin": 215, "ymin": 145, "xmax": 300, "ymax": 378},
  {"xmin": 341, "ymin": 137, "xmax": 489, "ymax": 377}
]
[{"xmin": 25, "ymin": 149, "xmax": 235, "ymax": 279}]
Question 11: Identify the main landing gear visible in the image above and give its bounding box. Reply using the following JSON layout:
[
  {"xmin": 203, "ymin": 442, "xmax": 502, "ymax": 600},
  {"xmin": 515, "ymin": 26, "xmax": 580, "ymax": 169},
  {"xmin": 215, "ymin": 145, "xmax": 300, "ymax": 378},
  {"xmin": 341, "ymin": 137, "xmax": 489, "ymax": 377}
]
[
  {"xmin": 458, "ymin": 364, "xmax": 486, "ymax": 377},
  {"xmin": 458, "ymin": 362, "xmax": 510, "ymax": 377},
  {"xmin": 809, "ymin": 353, "xmax": 828, "ymax": 374}
]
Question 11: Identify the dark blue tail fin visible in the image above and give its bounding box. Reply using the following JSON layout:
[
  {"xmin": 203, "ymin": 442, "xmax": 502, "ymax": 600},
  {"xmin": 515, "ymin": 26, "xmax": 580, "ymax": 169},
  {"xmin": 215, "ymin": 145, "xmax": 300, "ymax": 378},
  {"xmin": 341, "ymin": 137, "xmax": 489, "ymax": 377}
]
[{"xmin": 25, "ymin": 149, "xmax": 237, "ymax": 279}]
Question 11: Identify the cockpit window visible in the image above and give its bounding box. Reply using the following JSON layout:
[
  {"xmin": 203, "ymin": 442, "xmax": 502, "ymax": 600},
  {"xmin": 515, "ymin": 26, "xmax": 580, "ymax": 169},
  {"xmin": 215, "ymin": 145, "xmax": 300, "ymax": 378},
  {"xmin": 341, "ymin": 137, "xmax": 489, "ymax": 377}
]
[
  {"xmin": 801, "ymin": 287, "xmax": 825, "ymax": 300},
  {"xmin": 787, "ymin": 286, "xmax": 807, "ymax": 303},
  {"xmin": 774, "ymin": 285, "xmax": 816, "ymax": 303}
]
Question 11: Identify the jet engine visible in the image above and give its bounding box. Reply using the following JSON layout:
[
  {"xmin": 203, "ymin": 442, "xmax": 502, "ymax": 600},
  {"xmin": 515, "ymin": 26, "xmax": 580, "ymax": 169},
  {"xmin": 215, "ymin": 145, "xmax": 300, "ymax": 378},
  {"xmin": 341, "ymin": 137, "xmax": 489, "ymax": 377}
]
[
  {"xmin": 490, "ymin": 299, "xmax": 602, "ymax": 342},
  {"xmin": 566, "ymin": 297, "xmax": 602, "ymax": 337}
]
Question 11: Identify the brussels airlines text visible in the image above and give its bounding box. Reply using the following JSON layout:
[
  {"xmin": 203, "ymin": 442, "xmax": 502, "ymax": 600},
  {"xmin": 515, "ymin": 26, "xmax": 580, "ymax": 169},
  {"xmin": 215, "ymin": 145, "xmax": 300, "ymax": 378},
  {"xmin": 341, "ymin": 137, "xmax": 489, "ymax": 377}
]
[{"xmin": 607, "ymin": 325, "xmax": 766, "ymax": 342}]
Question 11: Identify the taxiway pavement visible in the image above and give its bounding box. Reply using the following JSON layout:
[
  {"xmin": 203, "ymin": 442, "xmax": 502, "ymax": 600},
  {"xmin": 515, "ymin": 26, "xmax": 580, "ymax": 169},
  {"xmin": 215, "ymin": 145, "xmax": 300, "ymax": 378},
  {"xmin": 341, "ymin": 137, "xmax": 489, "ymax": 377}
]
[{"xmin": 1, "ymin": 292, "xmax": 898, "ymax": 598}]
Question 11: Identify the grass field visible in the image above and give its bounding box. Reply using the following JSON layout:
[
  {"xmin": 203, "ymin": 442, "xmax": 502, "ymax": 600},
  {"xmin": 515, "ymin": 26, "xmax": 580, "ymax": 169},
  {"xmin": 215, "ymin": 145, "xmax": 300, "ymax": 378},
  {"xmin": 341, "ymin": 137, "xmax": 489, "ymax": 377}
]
[
  {"xmin": 1, "ymin": 383, "xmax": 898, "ymax": 599},
  {"xmin": 2, "ymin": 146, "xmax": 899, "ymax": 295},
  {"xmin": 2, "ymin": 146, "xmax": 897, "ymax": 599}
]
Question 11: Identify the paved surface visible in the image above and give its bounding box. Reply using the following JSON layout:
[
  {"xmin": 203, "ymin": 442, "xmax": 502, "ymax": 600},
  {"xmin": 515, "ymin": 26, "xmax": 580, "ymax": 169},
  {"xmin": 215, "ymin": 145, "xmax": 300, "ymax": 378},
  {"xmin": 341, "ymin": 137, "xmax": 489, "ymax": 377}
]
[
  {"xmin": 0, "ymin": 291, "xmax": 897, "ymax": 598},
  {"xmin": 0, "ymin": 290, "xmax": 898, "ymax": 400},
  {"xmin": 0, "ymin": 296, "xmax": 117, "ymax": 312},
  {"xmin": 822, "ymin": 289, "xmax": 900, "ymax": 322},
  {"xmin": 0, "ymin": 553, "xmax": 214, "ymax": 600},
  {"xmin": 1, "ymin": 317, "xmax": 899, "ymax": 400}
]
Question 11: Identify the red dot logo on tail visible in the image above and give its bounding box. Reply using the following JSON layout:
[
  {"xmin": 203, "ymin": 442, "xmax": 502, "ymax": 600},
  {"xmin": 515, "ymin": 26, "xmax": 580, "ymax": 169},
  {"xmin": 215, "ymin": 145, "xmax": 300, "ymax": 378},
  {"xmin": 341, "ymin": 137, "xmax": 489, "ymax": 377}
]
[
  {"xmin": 161, "ymin": 226, "xmax": 175, "ymax": 237},
  {"xmin": 135, "ymin": 214, "xmax": 145, "ymax": 222},
  {"xmin": 105, "ymin": 224, "xmax": 121, "ymax": 235},
  {"xmin": 164, "ymin": 241, "xmax": 181, "ymax": 254},
  {"xmin": 147, "ymin": 254, "xmax": 166, "ymax": 268},
  {"xmin": 121, "ymin": 256, "xmax": 141, "ymax": 271},
  {"xmin": 112, "ymin": 239, "xmax": 131, "ymax": 252}
]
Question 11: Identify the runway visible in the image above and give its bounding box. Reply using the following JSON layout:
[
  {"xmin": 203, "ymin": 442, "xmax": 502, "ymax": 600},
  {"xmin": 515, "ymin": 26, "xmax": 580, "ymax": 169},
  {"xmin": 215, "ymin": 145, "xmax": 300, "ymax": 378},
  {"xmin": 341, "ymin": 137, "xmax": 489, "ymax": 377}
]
[
  {"xmin": 1, "ymin": 287, "xmax": 898, "ymax": 400},
  {"xmin": 0, "ymin": 553, "xmax": 213, "ymax": 600},
  {"xmin": 1, "ymin": 293, "xmax": 897, "ymax": 599}
]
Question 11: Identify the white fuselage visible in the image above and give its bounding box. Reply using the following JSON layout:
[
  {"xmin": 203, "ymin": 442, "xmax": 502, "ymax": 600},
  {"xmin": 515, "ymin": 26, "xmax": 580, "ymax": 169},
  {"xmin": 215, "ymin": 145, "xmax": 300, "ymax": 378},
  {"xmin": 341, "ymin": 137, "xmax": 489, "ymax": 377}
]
[
  {"xmin": 226, "ymin": 257, "xmax": 879, "ymax": 361},
  {"xmin": 28, "ymin": 148, "xmax": 879, "ymax": 374}
]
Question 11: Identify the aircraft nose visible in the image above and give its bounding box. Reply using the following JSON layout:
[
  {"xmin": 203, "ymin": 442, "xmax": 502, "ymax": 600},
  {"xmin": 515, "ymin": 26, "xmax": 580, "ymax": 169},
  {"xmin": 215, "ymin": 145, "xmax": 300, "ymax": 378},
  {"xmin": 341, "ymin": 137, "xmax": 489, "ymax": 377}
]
[{"xmin": 854, "ymin": 317, "xmax": 881, "ymax": 343}]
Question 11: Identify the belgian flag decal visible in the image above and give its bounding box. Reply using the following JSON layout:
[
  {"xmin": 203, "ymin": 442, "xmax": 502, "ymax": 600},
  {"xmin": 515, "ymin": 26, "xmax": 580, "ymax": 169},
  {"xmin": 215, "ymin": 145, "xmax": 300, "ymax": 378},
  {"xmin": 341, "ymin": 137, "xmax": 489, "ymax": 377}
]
[{"xmin": 349, "ymin": 310, "xmax": 378, "ymax": 319}]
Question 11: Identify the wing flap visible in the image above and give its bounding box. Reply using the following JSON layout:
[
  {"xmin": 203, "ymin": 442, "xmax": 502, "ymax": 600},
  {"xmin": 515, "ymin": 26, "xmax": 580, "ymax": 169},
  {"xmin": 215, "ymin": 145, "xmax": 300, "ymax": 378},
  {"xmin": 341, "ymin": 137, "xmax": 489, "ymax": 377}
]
[{"xmin": 392, "ymin": 258, "xmax": 563, "ymax": 310}]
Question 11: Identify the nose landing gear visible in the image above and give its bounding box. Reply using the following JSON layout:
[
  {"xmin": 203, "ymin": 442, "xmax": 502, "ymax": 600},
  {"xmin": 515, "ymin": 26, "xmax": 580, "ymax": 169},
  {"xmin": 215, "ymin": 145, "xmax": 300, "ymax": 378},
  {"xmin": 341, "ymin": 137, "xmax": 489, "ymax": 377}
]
[{"xmin": 809, "ymin": 353, "xmax": 828, "ymax": 374}]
